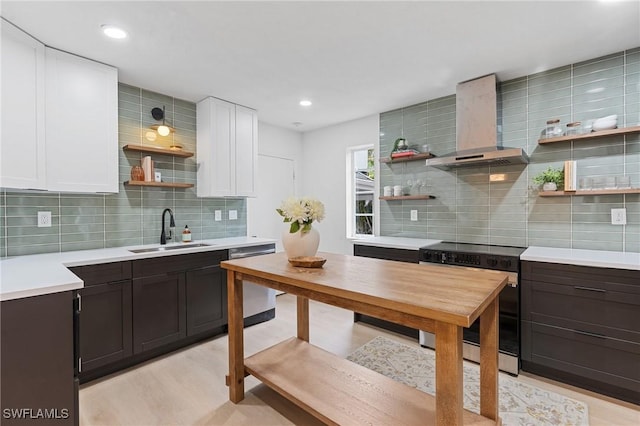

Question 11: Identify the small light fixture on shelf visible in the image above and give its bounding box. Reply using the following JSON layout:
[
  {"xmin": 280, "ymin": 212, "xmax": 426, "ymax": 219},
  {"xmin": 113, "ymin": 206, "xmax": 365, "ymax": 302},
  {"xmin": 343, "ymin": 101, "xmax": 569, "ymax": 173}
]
[{"xmin": 150, "ymin": 106, "xmax": 174, "ymax": 137}]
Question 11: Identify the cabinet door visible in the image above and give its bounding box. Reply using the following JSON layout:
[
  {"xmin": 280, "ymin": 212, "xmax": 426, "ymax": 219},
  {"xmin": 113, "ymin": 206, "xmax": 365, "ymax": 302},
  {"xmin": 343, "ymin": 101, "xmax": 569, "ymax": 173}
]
[
  {"xmin": 132, "ymin": 273, "xmax": 186, "ymax": 354},
  {"xmin": 1, "ymin": 292, "xmax": 75, "ymax": 425},
  {"xmin": 186, "ymin": 265, "xmax": 228, "ymax": 336},
  {"xmin": 235, "ymin": 105, "xmax": 258, "ymax": 197},
  {"xmin": 45, "ymin": 47, "xmax": 118, "ymax": 193},
  {"xmin": 196, "ymin": 97, "xmax": 235, "ymax": 197},
  {"xmin": 78, "ymin": 280, "xmax": 132, "ymax": 374},
  {"xmin": 0, "ymin": 20, "xmax": 46, "ymax": 190}
]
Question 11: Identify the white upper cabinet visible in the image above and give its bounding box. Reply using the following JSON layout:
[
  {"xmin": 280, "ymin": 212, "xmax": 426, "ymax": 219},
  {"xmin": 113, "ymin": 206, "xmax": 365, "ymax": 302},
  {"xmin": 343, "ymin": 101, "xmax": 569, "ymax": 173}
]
[
  {"xmin": 197, "ymin": 97, "xmax": 257, "ymax": 197},
  {"xmin": 0, "ymin": 19, "xmax": 46, "ymax": 190},
  {"xmin": 44, "ymin": 48, "xmax": 118, "ymax": 193},
  {"xmin": 0, "ymin": 19, "xmax": 118, "ymax": 193},
  {"xmin": 234, "ymin": 105, "xmax": 258, "ymax": 197}
]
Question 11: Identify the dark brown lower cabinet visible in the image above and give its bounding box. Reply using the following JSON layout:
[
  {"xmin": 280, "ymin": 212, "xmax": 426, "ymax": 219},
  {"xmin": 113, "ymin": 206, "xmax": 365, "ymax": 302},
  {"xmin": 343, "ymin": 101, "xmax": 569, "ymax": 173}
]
[
  {"xmin": 132, "ymin": 272, "xmax": 186, "ymax": 354},
  {"xmin": 186, "ymin": 264, "xmax": 227, "ymax": 336},
  {"xmin": 521, "ymin": 260, "xmax": 640, "ymax": 404},
  {"xmin": 69, "ymin": 262, "xmax": 133, "ymax": 379},
  {"xmin": 78, "ymin": 281, "xmax": 133, "ymax": 373},
  {"xmin": 1, "ymin": 291, "xmax": 77, "ymax": 425},
  {"xmin": 73, "ymin": 251, "xmax": 229, "ymax": 382}
]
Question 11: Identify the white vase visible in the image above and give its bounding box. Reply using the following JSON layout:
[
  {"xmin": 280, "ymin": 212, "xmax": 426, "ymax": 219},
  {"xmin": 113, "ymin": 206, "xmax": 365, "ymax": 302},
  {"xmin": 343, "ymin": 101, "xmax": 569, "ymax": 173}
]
[
  {"xmin": 543, "ymin": 182, "xmax": 557, "ymax": 191},
  {"xmin": 282, "ymin": 227, "xmax": 320, "ymax": 258}
]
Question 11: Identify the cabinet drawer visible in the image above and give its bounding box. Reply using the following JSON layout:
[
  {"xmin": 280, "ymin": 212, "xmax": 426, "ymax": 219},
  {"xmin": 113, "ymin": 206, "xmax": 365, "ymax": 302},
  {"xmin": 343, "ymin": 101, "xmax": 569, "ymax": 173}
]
[
  {"xmin": 132, "ymin": 250, "xmax": 227, "ymax": 277},
  {"xmin": 353, "ymin": 245, "xmax": 418, "ymax": 263},
  {"xmin": 522, "ymin": 279, "xmax": 640, "ymax": 339},
  {"xmin": 70, "ymin": 261, "xmax": 132, "ymax": 286},
  {"xmin": 522, "ymin": 261, "xmax": 639, "ymax": 293},
  {"xmin": 522, "ymin": 321, "xmax": 640, "ymax": 394}
]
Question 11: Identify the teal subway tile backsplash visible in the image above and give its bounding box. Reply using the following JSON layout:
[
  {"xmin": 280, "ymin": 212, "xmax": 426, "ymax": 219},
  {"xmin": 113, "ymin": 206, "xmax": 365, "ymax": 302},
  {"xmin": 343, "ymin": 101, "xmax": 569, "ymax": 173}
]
[
  {"xmin": 0, "ymin": 84, "xmax": 247, "ymax": 257},
  {"xmin": 379, "ymin": 48, "xmax": 639, "ymax": 252}
]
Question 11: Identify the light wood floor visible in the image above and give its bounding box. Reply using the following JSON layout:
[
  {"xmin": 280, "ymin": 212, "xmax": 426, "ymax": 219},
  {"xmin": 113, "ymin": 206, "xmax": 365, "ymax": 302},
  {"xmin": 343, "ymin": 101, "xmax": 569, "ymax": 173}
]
[{"xmin": 80, "ymin": 294, "xmax": 639, "ymax": 425}]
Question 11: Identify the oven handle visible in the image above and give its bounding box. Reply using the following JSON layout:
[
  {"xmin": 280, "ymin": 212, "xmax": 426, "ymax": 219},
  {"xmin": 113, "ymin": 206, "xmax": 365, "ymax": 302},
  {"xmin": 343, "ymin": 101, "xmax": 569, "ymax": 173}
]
[{"xmin": 419, "ymin": 262, "xmax": 518, "ymax": 287}]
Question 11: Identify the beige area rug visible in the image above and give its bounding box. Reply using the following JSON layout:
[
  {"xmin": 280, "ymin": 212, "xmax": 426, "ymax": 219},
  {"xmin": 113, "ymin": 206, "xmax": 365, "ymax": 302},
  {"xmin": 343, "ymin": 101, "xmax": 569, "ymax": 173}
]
[{"xmin": 347, "ymin": 336, "xmax": 589, "ymax": 426}]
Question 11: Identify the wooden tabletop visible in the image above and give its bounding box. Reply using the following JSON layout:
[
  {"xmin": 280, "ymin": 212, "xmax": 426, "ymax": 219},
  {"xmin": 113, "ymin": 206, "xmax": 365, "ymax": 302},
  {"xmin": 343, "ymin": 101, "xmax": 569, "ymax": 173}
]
[{"xmin": 221, "ymin": 252, "xmax": 508, "ymax": 327}]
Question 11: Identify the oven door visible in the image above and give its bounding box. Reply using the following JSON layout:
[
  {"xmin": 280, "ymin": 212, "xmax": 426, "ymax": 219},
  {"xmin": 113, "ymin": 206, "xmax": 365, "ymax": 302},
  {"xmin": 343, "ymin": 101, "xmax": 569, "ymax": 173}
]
[{"xmin": 418, "ymin": 262, "xmax": 520, "ymax": 375}]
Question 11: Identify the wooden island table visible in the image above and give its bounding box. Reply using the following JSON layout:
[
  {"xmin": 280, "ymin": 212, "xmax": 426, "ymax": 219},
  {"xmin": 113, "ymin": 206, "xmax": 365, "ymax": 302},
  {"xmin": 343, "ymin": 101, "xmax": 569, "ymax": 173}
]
[{"xmin": 221, "ymin": 252, "xmax": 508, "ymax": 426}]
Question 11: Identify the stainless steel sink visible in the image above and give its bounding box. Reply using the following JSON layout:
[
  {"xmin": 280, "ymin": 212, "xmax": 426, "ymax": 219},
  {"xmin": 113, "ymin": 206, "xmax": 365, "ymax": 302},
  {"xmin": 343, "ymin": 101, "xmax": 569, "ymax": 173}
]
[{"xmin": 129, "ymin": 243, "xmax": 212, "ymax": 253}]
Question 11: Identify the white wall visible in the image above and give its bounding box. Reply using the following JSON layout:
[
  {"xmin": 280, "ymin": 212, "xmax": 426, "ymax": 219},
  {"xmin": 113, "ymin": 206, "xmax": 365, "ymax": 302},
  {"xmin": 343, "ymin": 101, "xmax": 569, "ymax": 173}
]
[{"xmin": 300, "ymin": 114, "xmax": 380, "ymax": 255}]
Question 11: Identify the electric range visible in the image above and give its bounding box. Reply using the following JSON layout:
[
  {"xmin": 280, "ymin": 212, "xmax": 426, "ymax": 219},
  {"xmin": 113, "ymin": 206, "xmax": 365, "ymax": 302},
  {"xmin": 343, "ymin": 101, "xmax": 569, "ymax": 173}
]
[{"xmin": 418, "ymin": 242, "xmax": 526, "ymax": 375}]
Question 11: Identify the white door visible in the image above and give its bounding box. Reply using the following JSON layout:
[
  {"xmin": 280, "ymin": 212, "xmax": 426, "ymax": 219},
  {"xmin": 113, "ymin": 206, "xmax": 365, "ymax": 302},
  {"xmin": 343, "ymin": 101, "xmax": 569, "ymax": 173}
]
[{"xmin": 247, "ymin": 154, "xmax": 295, "ymax": 252}]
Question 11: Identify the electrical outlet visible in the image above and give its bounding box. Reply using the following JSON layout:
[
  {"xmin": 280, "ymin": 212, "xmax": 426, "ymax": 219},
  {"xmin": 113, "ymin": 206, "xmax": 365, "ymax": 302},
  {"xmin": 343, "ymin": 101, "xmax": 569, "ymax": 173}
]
[
  {"xmin": 214, "ymin": 210, "xmax": 222, "ymax": 221},
  {"xmin": 611, "ymin": 208, "xmax": 627, "ymax": 225},
  {"xmin": 410, "ymin": 210, "xmax": 418, "ymax": 221},
  {"xmin": 38, "ymin": 211, "xmax": 52, "ymax": 227},
  {"xmin": 229, "ymin": 210, "xmax": 237, "ymax": 220}
]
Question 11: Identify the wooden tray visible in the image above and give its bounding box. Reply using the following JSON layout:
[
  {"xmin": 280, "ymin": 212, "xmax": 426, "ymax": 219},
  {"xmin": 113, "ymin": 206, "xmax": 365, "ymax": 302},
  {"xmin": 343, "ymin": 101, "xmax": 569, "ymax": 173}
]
[{"xmin": 288, "ymin": 256, "xmax": 327, "ymax": 268}]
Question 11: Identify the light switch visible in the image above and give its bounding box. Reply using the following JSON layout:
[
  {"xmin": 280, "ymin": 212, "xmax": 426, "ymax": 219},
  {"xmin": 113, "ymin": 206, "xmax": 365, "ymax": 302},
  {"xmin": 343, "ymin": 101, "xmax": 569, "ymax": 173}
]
[
  {"xmin": 410, "ymin": 210, "xmax": 418, "ymax": 221},
  {"xmin": 611, "ymin": 208, "xmax": 626, "ymax": 225},
  {"xmin": 229, "ymin": 210, "xmax": 238, "ymax": 220},
  {"xmin": 214, "ymin": 210, "xmax": 222, "ymax": 221}
]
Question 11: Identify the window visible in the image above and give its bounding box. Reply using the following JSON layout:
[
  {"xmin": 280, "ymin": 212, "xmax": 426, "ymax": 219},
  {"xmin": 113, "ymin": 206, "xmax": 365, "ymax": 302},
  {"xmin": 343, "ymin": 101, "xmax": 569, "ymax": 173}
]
[{"xmin": 347, "ymin": 145, "xmax": 375, "ymax": 237}]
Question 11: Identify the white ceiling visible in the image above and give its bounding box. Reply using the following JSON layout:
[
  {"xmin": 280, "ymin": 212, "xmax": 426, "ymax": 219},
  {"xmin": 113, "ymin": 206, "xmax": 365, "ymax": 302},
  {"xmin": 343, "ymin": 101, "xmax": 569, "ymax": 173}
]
[{"xmin": 2, "ymin": 1, "xmax": 639, "ymax": 132}]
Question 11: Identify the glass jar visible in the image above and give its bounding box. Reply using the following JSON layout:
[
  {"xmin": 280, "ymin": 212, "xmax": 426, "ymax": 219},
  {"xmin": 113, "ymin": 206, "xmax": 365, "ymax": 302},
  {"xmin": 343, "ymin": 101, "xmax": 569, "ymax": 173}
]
[
  {"xmin": 544, "ymin": 119, "xmax": 562, "ymax": 138},
  {"xmin": 565, "ymin": 121, "xmax": 581, "ymax": 136}
]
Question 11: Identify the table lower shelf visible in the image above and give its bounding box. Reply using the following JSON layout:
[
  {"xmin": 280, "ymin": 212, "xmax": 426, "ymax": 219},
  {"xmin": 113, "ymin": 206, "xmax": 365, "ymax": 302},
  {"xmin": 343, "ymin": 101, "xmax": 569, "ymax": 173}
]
[{"xmin": 244, "ymin": 337, "xmax": 496, "ymax": 426}]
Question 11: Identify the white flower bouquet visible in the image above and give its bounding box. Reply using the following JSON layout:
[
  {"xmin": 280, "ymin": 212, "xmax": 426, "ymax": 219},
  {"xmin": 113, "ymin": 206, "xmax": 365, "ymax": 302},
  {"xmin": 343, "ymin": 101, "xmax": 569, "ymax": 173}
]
[{"xmin": 277, "ymin": 197, "xmax": 325, "ymax": 233}]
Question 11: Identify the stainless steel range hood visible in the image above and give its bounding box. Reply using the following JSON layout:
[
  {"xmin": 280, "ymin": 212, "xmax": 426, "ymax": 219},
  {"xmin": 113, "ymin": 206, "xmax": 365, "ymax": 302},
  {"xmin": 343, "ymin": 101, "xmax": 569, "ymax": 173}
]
[{"xmin": 426, "ymin": 74, "xmax": 529, "ymax": 170}]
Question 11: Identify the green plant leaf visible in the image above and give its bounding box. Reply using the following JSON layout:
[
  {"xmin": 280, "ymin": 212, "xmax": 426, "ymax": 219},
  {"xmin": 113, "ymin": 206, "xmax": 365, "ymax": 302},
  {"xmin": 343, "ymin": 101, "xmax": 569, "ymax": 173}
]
[
  {"xmin": 289, "ymin": 221, "xmax": 300, "ymax": 233},
  {"xmin": 302, "ymin": 223, "xmax": 312, "ymax": 233}
]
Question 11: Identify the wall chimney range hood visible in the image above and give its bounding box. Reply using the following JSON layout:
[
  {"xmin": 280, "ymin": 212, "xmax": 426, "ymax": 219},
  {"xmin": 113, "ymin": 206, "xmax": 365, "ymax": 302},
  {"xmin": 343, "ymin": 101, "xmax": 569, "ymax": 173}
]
[{"xmin": 425, "ymin": 74, "xmax": 529, "ymax": 170}]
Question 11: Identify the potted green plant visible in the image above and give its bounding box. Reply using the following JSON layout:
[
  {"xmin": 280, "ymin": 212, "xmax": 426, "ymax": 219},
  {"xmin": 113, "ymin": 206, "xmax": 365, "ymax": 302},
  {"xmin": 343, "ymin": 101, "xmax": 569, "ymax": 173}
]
[{"xmin": 533, "ymin": 166, "xmax": 564, "ymax": 191}]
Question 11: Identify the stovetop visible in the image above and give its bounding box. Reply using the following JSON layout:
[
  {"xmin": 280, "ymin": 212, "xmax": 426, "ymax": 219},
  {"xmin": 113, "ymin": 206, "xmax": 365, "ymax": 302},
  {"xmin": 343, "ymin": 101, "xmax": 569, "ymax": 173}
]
[
  {"xmin": 418, "ymin": 242, "xmax": 526, "ymax": 272},
  {"xmin": 420, "ymin": 242, "xmax": 526, "ymax": 258}
]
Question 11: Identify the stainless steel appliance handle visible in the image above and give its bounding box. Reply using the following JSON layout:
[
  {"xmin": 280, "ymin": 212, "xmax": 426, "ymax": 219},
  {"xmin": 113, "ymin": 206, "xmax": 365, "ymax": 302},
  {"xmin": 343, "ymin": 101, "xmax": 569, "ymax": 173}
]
[
  {"xmin": 419, "ymin": 262, "xmax": 518, "ymax": 287},
  {"xmin": 229, "ymin": 248, "xmax": 276, "ymax": 259}
]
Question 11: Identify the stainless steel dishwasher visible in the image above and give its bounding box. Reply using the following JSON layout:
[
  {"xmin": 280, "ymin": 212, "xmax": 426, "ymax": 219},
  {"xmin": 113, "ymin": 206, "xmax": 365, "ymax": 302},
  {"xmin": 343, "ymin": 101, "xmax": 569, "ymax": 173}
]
[{"xmin": 228, "ymin": 243, "xmax": 276, "ymax": 326}]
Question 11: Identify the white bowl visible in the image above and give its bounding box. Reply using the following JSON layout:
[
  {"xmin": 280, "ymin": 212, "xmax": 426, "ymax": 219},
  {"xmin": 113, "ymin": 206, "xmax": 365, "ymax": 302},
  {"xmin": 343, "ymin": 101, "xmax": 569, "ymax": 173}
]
[{"xmin": 592, "ymin": 119, "xmax": 617, "ymax": 131}]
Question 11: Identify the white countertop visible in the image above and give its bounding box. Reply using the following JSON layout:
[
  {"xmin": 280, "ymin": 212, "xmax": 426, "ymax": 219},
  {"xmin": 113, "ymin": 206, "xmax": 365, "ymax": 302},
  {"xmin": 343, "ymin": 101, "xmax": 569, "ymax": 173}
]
[
  {"xmin": 522, "ymin": 246, "xmax": 640, "ymax": 271},
  {"xmin": 0, "ymin": 237, "xmax": 276, "ymax": 302},
  {"xmin": 351, "ymin": 236, "xmax": 441, "ymax": 251}
]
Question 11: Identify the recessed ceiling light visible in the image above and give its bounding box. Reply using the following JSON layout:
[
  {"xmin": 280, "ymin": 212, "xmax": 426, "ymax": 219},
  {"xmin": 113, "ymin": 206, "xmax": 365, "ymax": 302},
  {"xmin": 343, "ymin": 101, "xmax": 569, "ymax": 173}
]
[
  {"xmin": 101, "ymin": 25, "xmax": 127, "ymax": 39},
  {"xmin": 299, "ymin": 100, "xmax": 312, "ymax": 107}
]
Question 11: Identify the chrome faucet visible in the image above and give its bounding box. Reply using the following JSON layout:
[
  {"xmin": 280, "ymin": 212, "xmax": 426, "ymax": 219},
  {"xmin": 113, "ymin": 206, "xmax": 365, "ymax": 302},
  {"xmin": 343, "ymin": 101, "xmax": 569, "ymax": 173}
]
[{"xmin": 160, "ymin": 208, "xmax": 176, "ymax": 245}]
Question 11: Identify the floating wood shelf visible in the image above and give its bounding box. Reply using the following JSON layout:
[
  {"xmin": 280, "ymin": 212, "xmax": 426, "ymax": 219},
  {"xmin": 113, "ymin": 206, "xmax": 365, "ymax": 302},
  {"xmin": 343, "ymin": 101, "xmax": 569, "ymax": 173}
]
[
  {"xmin": 539, "ymin": 188, "xmax": 640, "ymax": 197},
  {"xmin": 538, "ymin": 126, "xmax": 640, "ymax": 145},
  {"xmin": 124, "ymin": 181, "xmax": 194, "ymax": 189},
  {"xmin": 380, "ymin": 152, "xmax": 435, "ymax": 164},
  {"xmin": 123, "ymin": 144, "xmax": 194, "ymax": 158},
  {"xmin": 379, "ymin": 195, "xmax": 435, "ymax": 200}
]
